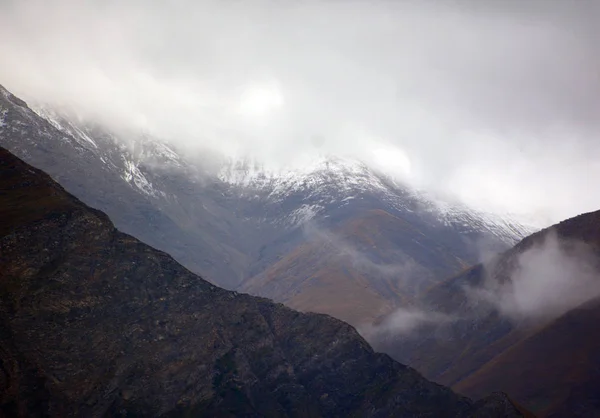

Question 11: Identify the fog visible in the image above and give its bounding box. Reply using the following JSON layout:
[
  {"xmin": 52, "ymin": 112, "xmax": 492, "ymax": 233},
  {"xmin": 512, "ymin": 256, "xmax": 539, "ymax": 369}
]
[
  {"xmin": 364, "ymin": 230, "xmax": 600, "ymax": 344},
  {"xmin": 361, "ymin": 307, "xmax": 455, "ymax": 337},
  {"xmin": 470, "ymin": 231, "xmax": 600, "ymax": 321},
  {"xmin": 1, "ymin": 0, "xmax": 600, "ymax": 225},
  {"xmin": 302, "ymin": 221, "xmax": 431, "ymax": 296}
]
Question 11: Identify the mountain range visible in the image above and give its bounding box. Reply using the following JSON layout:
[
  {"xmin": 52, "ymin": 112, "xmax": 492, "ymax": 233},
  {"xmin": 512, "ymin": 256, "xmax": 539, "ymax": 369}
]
[
  {"xmin": 3, "ymin": 82, "xmax": 599, "ymax": 416},
  {"xmin": 0, "ymin": 143, "xmax": 527, "ymax": 416},
  {"xmin": 0, "ymin": 84, "xmax": 531, "ymax": 328},
  {"xmin": 371, "ymin": 209, "xmax": 600, "ymax": 417}
]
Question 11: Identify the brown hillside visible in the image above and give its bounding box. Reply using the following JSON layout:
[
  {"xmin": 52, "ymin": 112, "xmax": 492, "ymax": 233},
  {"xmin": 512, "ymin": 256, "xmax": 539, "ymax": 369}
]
[
  {"xmin": 455, "ymin": 297, "xmax": 600, "ymax": 417},
  {"xmin": 242, "ymin": 209, "xmax": 469, "ymax": 327}
]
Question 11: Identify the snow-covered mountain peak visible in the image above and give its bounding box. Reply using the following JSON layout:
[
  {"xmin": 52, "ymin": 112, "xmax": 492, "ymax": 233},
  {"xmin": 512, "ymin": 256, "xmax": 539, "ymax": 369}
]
[
  {"xmin": 31, "ymin": 104, "xmax": 184, "ymax": 169},
  {"xmin": 217, "ymin": 153, "xmax": 391, "ymax": 197},
  {"xmin": 216, "ymin": 151, "xmax": 535, "ymax": 241},
  {"xmin": 2, "ymin": 93, "xmax": 534, "ymax": 245}
]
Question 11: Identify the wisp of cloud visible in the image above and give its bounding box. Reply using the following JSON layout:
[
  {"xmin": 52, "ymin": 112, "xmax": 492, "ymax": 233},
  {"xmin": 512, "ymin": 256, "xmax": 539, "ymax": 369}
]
[{"xmin": 468, "ymin": 231, "xmax": 600, "ymax": 321}]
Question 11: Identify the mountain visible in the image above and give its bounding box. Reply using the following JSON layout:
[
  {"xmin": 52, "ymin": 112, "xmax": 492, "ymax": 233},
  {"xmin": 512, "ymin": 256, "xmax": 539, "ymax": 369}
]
[
  {"xmin": 219, "ymin": 153, "xmax": 531, "ymax": 279},
  {"xmin": 0, "ymin": 86, "xmax": 254, "ymax": 288},
  {"xmin": 226, "ymin": 154, "xmax": 532, "ymax": 326},
  {"xmin": 241, "ymin": 208, "xmax": 469, "ymax": 326},
  {"xmin": 0, "ymin": 145, "xmax": 529, "ymax": 417},
  {"xmin": 0, "ymin": 83, "xmax": 532, "ymax": 331},
  {"xmin": 455, "ymin": 296, "xmax": 600, "ymax": 418},
  {"xmin": 372, "ymin": 209, "xmax": 600, "ymax": 417}
]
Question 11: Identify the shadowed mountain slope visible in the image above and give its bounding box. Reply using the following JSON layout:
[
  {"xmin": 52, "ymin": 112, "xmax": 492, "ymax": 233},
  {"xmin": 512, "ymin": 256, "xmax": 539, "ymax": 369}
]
[
  {"xmin": 455, "ymin": 296, "xmax": 600, "ymax": 417},
  {"xmin": 0, "ymin": 84, "xmax": 254, "ymax": 288},
  {"xmin": 0, "ymin": 146, "xmax": 528, "ymax": 417},
  {"xmin": 373, "ymin": 209, "xmax": 600, "ymax": 417}
]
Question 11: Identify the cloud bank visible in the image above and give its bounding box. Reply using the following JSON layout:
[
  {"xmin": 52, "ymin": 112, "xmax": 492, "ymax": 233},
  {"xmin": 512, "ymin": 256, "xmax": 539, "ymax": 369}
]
[
  {"xmin": 365, "ymin": 230, "xmax": 600, "ymax": 344},
  {"xmin": 470, "ymin": 231, "xmax": 600, "ymax": 321},
  {"xmin": 1, "ymin": 0, "xmax": 600, "ymax": 224}
]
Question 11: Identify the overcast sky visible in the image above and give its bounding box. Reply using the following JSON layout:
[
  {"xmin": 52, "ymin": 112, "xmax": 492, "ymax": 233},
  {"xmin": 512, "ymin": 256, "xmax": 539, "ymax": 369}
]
[{"xmin": 1, "ymin": 0, "xmax": 599, "ymax": 225}]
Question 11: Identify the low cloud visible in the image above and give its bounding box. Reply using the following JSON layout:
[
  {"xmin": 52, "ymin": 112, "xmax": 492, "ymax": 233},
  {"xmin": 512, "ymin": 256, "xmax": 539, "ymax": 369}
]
[
  {"xmin": 467, "ymin": 231, "xmax": 600, "ymax": 321},
  {"xmin": 1, "ymin": 1, "xmax": 600, "ymax": 223},
  {"xmin": 361, "ymin": 307, "xmax": 455, "ymax": 339},
  {"xmin": 302, "ymin": 221, "xmax": 431, "ymax": 296},
  {"xmin": 365, "ymin": 230, "xmax": 600, "ymax": 342}
]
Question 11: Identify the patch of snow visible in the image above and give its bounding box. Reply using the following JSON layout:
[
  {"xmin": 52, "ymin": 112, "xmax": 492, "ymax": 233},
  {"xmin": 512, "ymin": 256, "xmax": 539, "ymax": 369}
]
[
  {"xmin": 287, "ymin": 204, "xmax": 323, "ymax": 226},
  {"xmin": 0, "ymin": 108, "xmax": 7, "ymax": 128},
  {"xmin": 219, "ymin": 155, "xmax": 390, "ymax": 200},
  {"xmin": 32, "ymin": 106, "xmax": 98, "ymax": 149},
  {"xmin": 122, "ymin": 159, "xmax": 161, "ymax": 197}
]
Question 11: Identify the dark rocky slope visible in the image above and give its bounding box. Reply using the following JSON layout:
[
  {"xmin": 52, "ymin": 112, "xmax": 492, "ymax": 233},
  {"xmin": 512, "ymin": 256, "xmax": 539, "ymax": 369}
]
[{"xmin": 0, "ymin": 147, "xmax": 526, "ymax": 417}]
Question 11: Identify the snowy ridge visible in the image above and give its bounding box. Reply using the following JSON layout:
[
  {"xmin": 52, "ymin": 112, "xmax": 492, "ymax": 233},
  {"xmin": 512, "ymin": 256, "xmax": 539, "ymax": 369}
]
[
  {"xmin": 405, "ymin": 187, "xmax": 536, "ymax": 242},
  {"xmin": 218, "ymin": 155, "xmax": 390, "ymax": 198},
  {"xmin": 26, "ymin": 97, "xmax": 533, "ymax": 243},
  {"xmin": 219, "ymin": 154, "xmax": 535, "ymax": 242},
  {"xmin": 35, "ymin": 107, "xmax": 99, "ymax": 149},
  {"xmin": 217, "ymin": 155, "xmax": 398, "ymax": 226},
  {"xmin": 31, "ymin": 105, "xmax": 182, "ymax": 198}
]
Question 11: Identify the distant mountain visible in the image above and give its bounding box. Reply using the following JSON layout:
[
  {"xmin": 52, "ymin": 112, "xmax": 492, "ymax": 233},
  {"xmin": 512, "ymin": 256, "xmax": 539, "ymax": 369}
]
[
  {"xmin": 0, "ymin": 145, "xmax": 528, "ymax": 417},
  {"xmin": 0, "ymin": 84, "xmax": 533, "ymax": 319},
  {"xmin": 373, "ymin": 208, "xmax": 600, "ymax": 417},
  {"xmin": 0, "ymin": 87, "xmax": 255, "ymax": 288},
  {"xmin": 455, "ymin": 296, "xmax": 600, "ymax": 418},
  {"xmin": 0, "ymin": 83, "xmax": 540, "ymax": 366},
  {"xmin": 218, "ymin": 153, "xmax": 532, "ymax": 278},
  {"xmin": 241, "ymin": 208, "xmax": 470, "ymax": 326}
]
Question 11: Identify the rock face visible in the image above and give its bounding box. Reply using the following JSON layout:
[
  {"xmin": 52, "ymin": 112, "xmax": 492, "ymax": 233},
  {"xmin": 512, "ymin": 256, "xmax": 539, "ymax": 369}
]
[{"xmin": 0, "ymin": 147, "xmax": 527, "ymax": 417}]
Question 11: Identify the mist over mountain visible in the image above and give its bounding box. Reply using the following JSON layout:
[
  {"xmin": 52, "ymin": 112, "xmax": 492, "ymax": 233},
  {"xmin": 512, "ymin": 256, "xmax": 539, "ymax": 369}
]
[
  {"xmin": 1, "ymin": 145, "xmax": 533, "ymax": 417},
  {"xmin": 369, "ymin": 209, "xmax": 600, "ymax": 416},
  {"xmin": 2, "ymin": 0, "xmax": 600, "ymax": 416},
  {"xmin": 2, "ymin": 0, "xmax": 600, "ymax": 224},
  {"xmin": 4, "ymin": 81, "xmax": 595, "ymax": 415},
  {"xmin": 0, "ymin": 83, "xmax": 532, "ymax": 324}
]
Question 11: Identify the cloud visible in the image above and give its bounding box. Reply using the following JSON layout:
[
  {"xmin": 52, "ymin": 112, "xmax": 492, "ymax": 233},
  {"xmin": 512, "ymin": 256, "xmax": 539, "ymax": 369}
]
[
  {"xmin": 467, "ymin": 231, "xmax": 600, "ymax": 321},
  {"xmin": 360, "ymin": 307, "xmax": 455, "ymax": 339},
  {"xmin": 364, "ymin": 230, "xmax": 600, "ymax": 343},
  {"xmin": 1, "ymin": 0, "xmax": 600, "ymax": 223},
  {"xmin": 302, "ymin": 222, "xmax": 428, "ymax": 288}
]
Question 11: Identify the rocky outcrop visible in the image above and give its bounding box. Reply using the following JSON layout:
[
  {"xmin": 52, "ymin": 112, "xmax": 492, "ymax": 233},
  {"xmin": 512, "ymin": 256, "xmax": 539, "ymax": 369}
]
[{"xmin": 0, "ymin": 147, "xmax": 527, "ymax": 417}]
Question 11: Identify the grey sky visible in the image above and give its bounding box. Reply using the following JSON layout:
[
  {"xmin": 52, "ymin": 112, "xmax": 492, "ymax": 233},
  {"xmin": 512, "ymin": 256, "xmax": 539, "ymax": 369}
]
[{"xmin": 1, "ymin": 0, "xmax": 599, "ymax": 225}]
